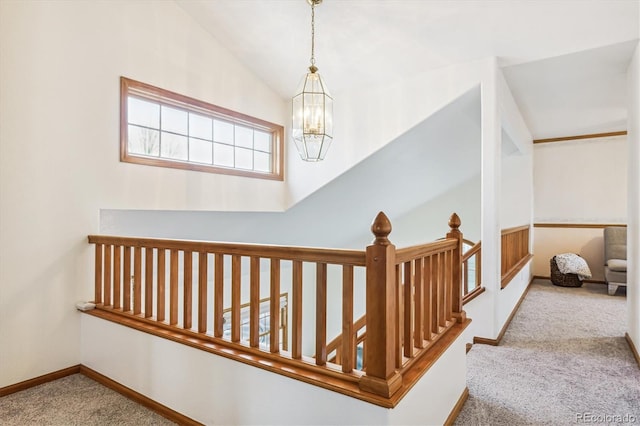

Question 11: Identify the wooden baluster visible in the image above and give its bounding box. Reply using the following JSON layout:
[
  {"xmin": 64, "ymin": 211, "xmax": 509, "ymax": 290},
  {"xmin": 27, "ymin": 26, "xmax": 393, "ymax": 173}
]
[
  {"xmin": 431, "ymin": 252, "xmax": 439, "ymax": 335},
  {"xmin": 477, "ymin": 249, "xmax": 482, "ymax": 289},
  {"xmin": 145, "ymin": 247, "xmax": 153, "ymax": 318},
  {"xmin": 104, "ymin": 244, "xmax": 112, "ymax": 307},
  {"xmin": 169, "ymin": 249, "xmax": 178, "ymax": 326},
  {"xmin": 413, "ymin": 258, "xmax": 424, "ymax": 348},
  {"xmin": 359, "ymin": 212, "xmax": 402, "ymax": 399},
  {"xmin": 214, "ymin": 254, "xmax": 224, "ymax": 338},
  {"xmin": 341, "ymin": 265, "xmax": 354, "ymax": 373},
  {"xmin": 316, "ymin": 262, "xmax": 327, "ymax": 366},
  {"xmin": 269, "ymin": 258, "xmax": 280, "ymax": 353},
  {"xmin": 157, "ymin": 249, "xmax": 165, "ymax": 322},
  {"xmin": 510, "ymin": 233, "xmax": 515, "ymax": 270},
  {"xmin": 423, "ymin": 255, "xmax": 433, "ymax": 341},
  {"xmin": 123, "ymin": 246, "xmax": 131, "ymax": 312},
  {"xmin": 403, "ymin": 261, "xmax": 413, "ymax": 358},
  {"xmin": 113, "ymin": 246, "xmax": 121, "ymax": 310},
  {"xmin": 231, "ymin": 255, "xmax": 241, "ymax": 342},
  {"xmin": 395, "ymin": 264, "xmax": 402, "ymax": 368},
  {"xmin": 282, "ymin": 297, "xmax": 289, "ymax": 352},
  {"xmin": 249, "ymin": 256, "xmax": 260, "ymax": 347},
  {"xmin": 183, "ymin": 251, "xmax": 193, "ymax": 330},
  {"xmin": 292, "ymin": 260, "xmax": 303, "ymax": 359},
  {"xmin": 438, "ymin": 252, "xmax": 446, "ymax": 327},
  {"xmin": 446, "ymin": 249, "xmax": 453, "ymax": 321},
  {"xmin": 508, "ymin": 233, "xmax": 513, "ymax": 272},
  {"xmin": 447, "ymin": 213, "xmax": 466, "ymax": 323},
  {"xmin": 94, "ymin": 244, "xmax": 102, "ymax": 304},
  {"xmin": 502, "ymin": 233, "xmax": 508, "ymax": 277},
  {"xmin": 463, "ymin": 256, "xmax": 469, "ymax": 296},
  {"xmin": 362, "ymin": 340, "xmax": 367, "ymax": 371},
  {"xmin": 133, "ymin": 247, "xmax": 142, "ymax": 315},
  {"xmin": 198, "ymin": 252, "xmax": 208, "ymax": 333},
  {"xmin": 502, "ymin": 234, "xmax": 507, "ymax": 275}
]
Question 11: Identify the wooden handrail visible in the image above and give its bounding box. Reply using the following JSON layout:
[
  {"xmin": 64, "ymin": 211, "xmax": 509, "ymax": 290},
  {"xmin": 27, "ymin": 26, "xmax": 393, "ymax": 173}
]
[
  {"xmin": 501, "ymin": 224, "xmax": 530, "ymax": 235},
  {"xmin": 395, "ymin": 239, "xmax": 458, "ymax": 263},
  {"xmin": 462, "ymin": 241, "xmax": 481, "ymax": 262},
  {"xmin": 87, "ymin": 212, "xmax": 470, "ymax": 407},
  {"xmin": 87, "ymin": 235, "xmax": 367, "ymax": 266}
]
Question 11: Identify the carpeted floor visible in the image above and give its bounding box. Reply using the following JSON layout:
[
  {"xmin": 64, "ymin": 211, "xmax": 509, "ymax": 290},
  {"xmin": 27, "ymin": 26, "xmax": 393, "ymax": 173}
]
[
  {"xmin": 0, "ymin": 373, "xmax": 175, "ymax": 425},
  {"xmin": 456, "ymin": 279, "xmax": 639, "ymax": 425}
]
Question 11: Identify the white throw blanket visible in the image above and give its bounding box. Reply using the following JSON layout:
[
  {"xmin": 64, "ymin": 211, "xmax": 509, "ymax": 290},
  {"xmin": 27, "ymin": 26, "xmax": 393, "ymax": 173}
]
[{"xmin": 555, "ymin": 253, "xmax": 592, "ymax": 280}]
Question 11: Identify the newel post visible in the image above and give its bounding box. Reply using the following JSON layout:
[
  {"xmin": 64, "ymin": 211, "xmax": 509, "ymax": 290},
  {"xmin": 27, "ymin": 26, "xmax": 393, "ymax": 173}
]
[
  {"xmin": 447, "ymin": 213, "xmax": 467, "ymax": 323},
  {"xmin": 359, "ymin": 212, "xmax": 402, "ymax": 398}
]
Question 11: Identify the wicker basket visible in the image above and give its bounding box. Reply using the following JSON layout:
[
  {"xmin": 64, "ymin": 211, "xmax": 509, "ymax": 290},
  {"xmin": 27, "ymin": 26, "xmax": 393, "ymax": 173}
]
[{"xmin": 550, "ymin": 256, "xmax": 583, "ymax": 287}]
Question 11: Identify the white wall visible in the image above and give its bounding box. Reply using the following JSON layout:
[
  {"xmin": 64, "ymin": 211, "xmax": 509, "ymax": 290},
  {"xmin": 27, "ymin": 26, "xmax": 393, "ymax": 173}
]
[
  {"xmin": 0, "ymin": 0, "xmax": 287, "ymax": 387},
  {"xmin": 534, "ymin": 136, "xmax": 627, "ymax": 222},
  {"xmin": 350, "ymin": 175, "xmax": 481, "ymax": 248},
  {"xmin": 501, "ymin": 147, "xmax": 533, "ymax": 230},
  {"xmin": 627, "ymin": 41, "xmax": 640, "ymax": 350},
  {"xmin": 531, "ymin": 135, "xmax": 627, "ymax": 279},
  {"xmin": 81, "ymin": 314, "xmax": 466, "ymax": 426},
  {"xmin": 469, "ymin": 62, "xmax": 533, "ymax": 342}
]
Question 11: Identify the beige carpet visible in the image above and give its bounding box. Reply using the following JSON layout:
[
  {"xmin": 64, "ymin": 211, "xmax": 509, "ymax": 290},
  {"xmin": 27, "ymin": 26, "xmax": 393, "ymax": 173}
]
[
  {"xmin": 456, "ymin": 279, "xmax": 639, "ymax": 425},
  {"xmin": 0, "ymin": 373, "xmax": 175, "ymax": 425}
]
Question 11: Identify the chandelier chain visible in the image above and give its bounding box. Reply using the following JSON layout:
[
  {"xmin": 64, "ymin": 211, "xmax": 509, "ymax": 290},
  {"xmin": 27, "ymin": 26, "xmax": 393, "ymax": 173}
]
[{"xmin": 310, "ymin": 2, "xmax": 316, "ymax": 66}]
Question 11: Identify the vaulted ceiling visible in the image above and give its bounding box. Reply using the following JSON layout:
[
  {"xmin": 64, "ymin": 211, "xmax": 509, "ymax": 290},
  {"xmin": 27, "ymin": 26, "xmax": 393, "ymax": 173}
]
[{"xmin": 177, "ymin": 0, "xmax": 638, "ymax": 140}]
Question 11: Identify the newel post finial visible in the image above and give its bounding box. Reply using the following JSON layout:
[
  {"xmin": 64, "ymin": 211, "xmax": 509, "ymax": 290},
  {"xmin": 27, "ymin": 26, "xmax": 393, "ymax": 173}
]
[
  {"xmin": 449, "ymin": 212, "xmax": 461, "ymax": 232},
  {"xmin": 371, "ymin": 211, "xmax": 392, "ymax": 245}
]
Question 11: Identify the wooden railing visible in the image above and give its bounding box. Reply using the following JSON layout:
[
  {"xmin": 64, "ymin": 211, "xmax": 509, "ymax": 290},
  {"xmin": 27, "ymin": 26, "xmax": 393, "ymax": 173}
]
[
  {"xmin": 462, "ymin": 240, "xmax": 482, "ymax": 302},
  {"xmin": 501, "ymin": 225, "xmax": 532, "ymax": 288},
  {"xmin": 87, "ymin": 212, "xmax": 470, "ymax": 407}
]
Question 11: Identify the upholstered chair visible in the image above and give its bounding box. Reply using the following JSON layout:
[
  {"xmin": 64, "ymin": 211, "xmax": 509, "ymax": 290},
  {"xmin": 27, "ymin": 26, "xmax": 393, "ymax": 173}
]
[{"xmin": 603, "ymin": 227, "xmax": 627, "ymax": 295}]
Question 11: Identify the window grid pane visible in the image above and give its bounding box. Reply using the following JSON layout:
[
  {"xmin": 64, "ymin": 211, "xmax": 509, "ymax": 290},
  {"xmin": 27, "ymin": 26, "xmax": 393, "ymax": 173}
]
[{"xmin": 189, "ymin": 138, "xmax": 213, "ymax": 165}]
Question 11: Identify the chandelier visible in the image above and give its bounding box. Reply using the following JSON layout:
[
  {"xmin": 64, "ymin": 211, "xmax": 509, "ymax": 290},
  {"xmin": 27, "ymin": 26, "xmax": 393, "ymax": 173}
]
[{"xmin": 292, "ymin": 0, "xmax": 333, "ymax": 162}]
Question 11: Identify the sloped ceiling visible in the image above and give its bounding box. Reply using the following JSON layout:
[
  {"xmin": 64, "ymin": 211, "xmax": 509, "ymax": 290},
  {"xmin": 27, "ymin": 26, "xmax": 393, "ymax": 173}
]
[
  {"xmin": 503, "ymin": 41, "xmax": 637, "ymax": 140},
  {"xmin": 176, "ymin": 0, "xmax": 639, "ymax": 139}
]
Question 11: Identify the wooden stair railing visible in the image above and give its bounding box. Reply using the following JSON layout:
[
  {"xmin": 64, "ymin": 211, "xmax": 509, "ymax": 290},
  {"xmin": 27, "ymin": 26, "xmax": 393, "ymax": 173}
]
[
  {"xmin": 87, "ymin": 212, "xmax": 470, "ymax": 407},
  {"xmin": 359, "ymin": 212, "xmax": 467, "ymax": 398},
  {"xmin": 501, "ymin": 225, "xmax": 533, "ymax": 288}
]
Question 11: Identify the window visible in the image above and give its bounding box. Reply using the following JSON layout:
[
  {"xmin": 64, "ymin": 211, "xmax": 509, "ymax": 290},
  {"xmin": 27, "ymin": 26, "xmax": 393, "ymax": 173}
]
[{"xmin": 120, "ymin": 77, "xmax": 284, "ymax": 180}]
